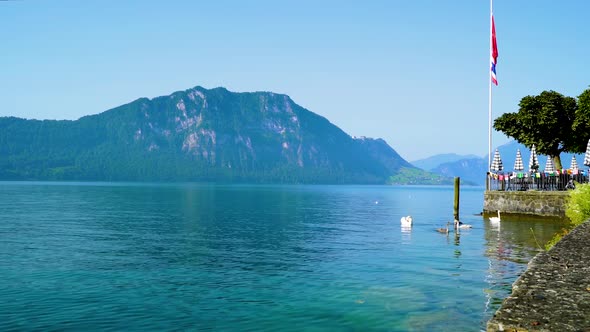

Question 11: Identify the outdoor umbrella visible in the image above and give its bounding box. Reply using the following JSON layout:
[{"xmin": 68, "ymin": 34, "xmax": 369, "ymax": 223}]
[
  {"xmin": 513, "ymin": 149, "xmax": 524, "ymax": 171},
  {"xmin": 570, "ymin": 155, "xmax": 579, "ymax": 171},
  {"xmin": 585, "ymin": 138, "xmax": 590, "ymax": 167},
  {"xmin": 544, "ymin": 157, "xmax": 556, "ymax": 173},
  {"xmin": 529, "ymin": 144, "xmax": 539, "ymax": 172},
  {"xmin": 491, "ymin": 149, "xmax": 503, "ymax": 172}
]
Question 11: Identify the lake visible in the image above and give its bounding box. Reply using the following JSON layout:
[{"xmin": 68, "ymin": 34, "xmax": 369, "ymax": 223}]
[{"xmin": 0, "ymin": 182, "xmax": 567, "ymax": 331}]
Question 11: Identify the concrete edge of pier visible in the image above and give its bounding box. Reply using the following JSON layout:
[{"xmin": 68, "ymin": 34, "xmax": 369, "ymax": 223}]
[{"xmin": 487, "ymin": 220, "xmax": 590, "ymax": 331}]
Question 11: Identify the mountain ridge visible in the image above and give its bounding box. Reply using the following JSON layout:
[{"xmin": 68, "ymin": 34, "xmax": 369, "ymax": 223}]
[
  {"xmin": 411, "ymin": 153, "xmax": 481, "ymax": 171},
  {"xmin": 0, "ymin": 85, "xmax": 450, "ymax": 184}
]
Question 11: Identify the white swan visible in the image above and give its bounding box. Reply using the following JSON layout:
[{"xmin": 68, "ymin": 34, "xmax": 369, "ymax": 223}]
[
  {"xmin": 400, "ymin": 215, "xmax": 413, "ymax": 227},
  {"xmin": 489, "ymin": 210, "xmax": 501, "ymax": 223},
  {"xmin": 454, "ymin": 219, "xmax": 472, "ymax": 229}
]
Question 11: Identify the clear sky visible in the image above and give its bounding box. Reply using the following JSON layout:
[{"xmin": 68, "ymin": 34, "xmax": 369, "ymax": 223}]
[{"xmin": 2, "ymin": 1, "xmax": 589, "ymax": 161}]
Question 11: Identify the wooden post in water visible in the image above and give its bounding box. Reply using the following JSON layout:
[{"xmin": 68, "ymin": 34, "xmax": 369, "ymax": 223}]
[{"xmin": 454, "ymin": 177, "xmax": 460, "ymax": 221}]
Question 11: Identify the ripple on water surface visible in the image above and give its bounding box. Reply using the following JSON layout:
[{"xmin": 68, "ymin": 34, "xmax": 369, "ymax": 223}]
[{"xmin": 0, "ymin": 183, "xmax": 567, "ymax": 331}]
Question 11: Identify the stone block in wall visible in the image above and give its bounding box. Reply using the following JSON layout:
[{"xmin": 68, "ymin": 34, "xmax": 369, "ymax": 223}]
[{"xmin": 483, "ymin": 191, "xmax": 570, "ymax": 218}]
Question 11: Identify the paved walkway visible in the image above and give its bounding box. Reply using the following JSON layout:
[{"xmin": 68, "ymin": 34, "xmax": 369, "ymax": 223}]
[{"xmin": 487, "ymin": 221, "xmax": 590, "ymax": 331}]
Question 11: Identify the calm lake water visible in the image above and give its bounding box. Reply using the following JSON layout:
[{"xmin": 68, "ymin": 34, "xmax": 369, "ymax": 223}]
[{"xmin": 0, "ymin": 182, "xmax": 567, "ymax": 331}]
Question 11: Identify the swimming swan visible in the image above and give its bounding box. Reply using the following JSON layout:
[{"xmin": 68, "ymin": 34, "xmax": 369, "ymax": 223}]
[
  {"xmin": 489, "ymin": 210, "xmax": 501, "ymax": 223},
  {"xmin": 400, "ymin": 216, "xmax": 413, "ymax": 226},
  {"xmin": 454, "ymin": 219, "xmax": 472, "ymax": 229}
]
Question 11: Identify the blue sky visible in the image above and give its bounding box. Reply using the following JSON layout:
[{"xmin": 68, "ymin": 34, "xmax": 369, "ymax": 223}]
[{"xmin": 2, "ymin": 1, "xmax": 589, "ymax": 161}]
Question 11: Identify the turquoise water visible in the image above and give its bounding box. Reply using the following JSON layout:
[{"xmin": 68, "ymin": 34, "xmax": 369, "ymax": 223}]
[{"xmin": 0, "ymin": 182, "xmax": 566, "ymax": 331}]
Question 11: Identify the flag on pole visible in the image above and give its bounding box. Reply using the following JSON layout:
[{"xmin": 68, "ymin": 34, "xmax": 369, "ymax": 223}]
[{"xmin": 490, "ymin": 15, "xmax": 498, "ymax": 85}]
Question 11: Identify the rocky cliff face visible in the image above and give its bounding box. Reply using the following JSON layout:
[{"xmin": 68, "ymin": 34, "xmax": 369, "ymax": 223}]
[{"xmin": 0, "ymin": 86, "xmax": 430, "ymax": 183}]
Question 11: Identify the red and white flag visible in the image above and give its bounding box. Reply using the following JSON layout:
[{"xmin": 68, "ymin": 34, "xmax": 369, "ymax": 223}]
[{"xmin": 490, "ymin": 15, "xmax": 498, "ymax": 85}]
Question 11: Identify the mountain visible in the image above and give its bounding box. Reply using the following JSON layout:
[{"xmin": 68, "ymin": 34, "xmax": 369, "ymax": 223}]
[
  {"xmin": 424, "ymin": 140, "xmax": 585, "ymax": 185},
  {"xmin": 430, "ymin": 158, "xmax": 487, "ymax": 185},
  {"xmin": 0, "ymin": 86, "xmax": 449, "ymax": 184},
  {"xmin": 354, "ymin": 136, "xmax": 451, "ymax": 184},
  {"xmin": 411, "ymin": 153, "xmax": 480, "ymax": 171}
]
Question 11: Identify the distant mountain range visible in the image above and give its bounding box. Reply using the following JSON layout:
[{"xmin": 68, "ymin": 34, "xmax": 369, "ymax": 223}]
[
  {"xmin": 412, "ymin": 141, "xmax": 586, "ymax": 185},
  {"xmin": 411, "ymin": 153, "xmax": 480, "ymax": 172},
  {"xmin": 0, "ymin": 86, "xmax": 451, "ymax": 184}
]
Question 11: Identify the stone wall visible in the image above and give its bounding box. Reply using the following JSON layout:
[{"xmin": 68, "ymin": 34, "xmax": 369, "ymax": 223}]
[
  {"xmin": 487, "ymin": 221, "xmax": 590, "ymax": 331},
  {"xmin": 483, "ymin": 191, "xmax": 570, "ymax": 218}
]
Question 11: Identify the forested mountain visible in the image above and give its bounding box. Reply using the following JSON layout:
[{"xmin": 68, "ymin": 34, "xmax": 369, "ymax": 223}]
[{"xmin": 0, "ymin": 86, "xmax": 449, "ymax": 184}]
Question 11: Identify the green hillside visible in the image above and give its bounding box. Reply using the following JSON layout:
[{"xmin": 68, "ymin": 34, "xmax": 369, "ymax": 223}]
[{"xmin": 0, "ymin": 86, "xmax": 449, "ymax": 184}]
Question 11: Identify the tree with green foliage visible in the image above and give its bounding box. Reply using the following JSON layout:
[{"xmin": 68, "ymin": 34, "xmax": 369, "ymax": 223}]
[
  {"xmin": 493, "ymin": 90, "xmax": 581, "ymax": 170},
  {"xmin": 572, "ymin": 88, "xmax": 590, "ymax": 151}
]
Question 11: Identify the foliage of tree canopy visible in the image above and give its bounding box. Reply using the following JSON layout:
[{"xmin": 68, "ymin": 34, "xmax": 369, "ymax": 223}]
[
  {"xmin": 493, "ymin": 88, "xmax": 590, "ymax": 169},
  {"xmin": 573, "ymin": 88, "xmax": 590, "ymax": 150}
]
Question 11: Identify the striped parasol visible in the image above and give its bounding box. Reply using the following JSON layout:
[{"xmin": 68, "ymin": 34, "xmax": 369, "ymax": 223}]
[
  {"xmin": 490, "ymin": 149, "xmax": 503, "ymax": 172},
  {"xmin": 570, "ymin": 155, "xmax": 579, "ymax": 170},
  {"xmin": 513, "ymin": 149, "xmax": 524, "ymax": 171},
  {"xmin": 585, "ymin": 139, "xmax": 590, "ymax": 167},
  {"xmin": 529, "ymin": 144, "xmax": 539, "ymax": 171},
  {"xmin": 544, "ymin": 157, "xmax": 556, "ymax": 173}
]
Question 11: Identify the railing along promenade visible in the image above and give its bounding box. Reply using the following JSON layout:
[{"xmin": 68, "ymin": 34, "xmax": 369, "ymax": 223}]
[{"xmin": 487, "ymin": 171, "xmax": 587, "ymax": 192}]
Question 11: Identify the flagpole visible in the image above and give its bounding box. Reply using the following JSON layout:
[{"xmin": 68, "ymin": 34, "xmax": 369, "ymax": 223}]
[{"xmin": 488, "ymin": 0, "xmax": 493, "ymax": 174}]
